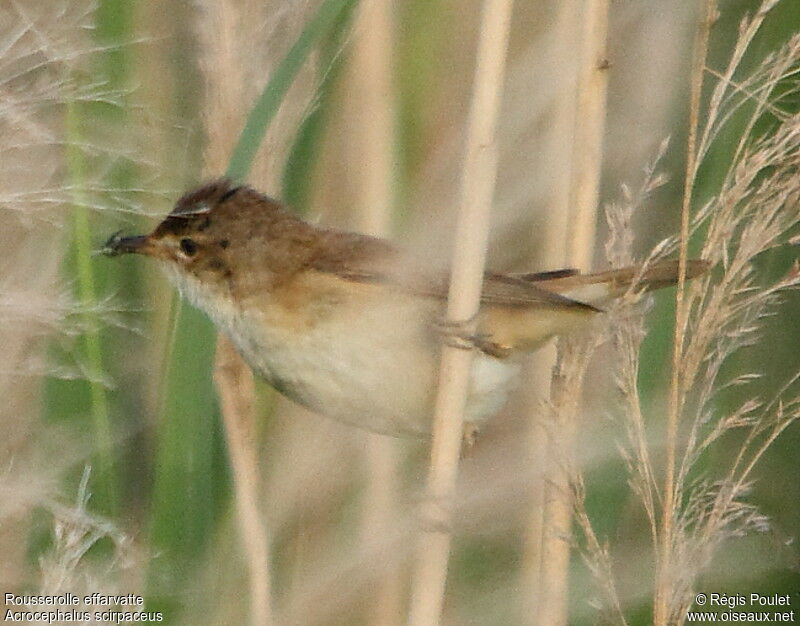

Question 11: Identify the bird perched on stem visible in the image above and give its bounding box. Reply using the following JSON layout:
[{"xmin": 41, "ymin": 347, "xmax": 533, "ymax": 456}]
[{"xmin": 103, "ymin": 178, "xmax": 708, "ymax": 437}]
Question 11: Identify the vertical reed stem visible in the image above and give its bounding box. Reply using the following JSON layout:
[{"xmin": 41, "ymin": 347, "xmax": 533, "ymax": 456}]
[
  {"xmin": 525, "ymin": 2, "xmax": 609, "ymax": 624},
  {"xmin": 567, "ymin": 0, "xmax": 610, "ymax": 271},
  {"xmin": 214, "ymin": 338, "xmax": 273, "ymax": 626},
  {"xmin": 407, "ymin": 1, "xmax": 514, "ymax": 623},
  {"xmin": 349, "ymin": 0, "xmax": 403, "ymax": 623},
  {"xmin": 520, "ymin": 3, "xmax": 581, "ymax": 617},
  {"xmin": 196, "ymin": 2, "xmax": 278, "ymax": 623}
]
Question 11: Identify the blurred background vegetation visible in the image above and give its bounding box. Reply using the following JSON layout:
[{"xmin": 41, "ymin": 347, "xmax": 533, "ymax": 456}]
[{"xmin": 1, "ymin": 0, "xmax": 798, "ymax": 624}]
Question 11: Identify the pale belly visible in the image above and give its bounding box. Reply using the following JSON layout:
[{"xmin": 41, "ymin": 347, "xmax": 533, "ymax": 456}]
[{"xmin": 171, "ymin": 271, "xmax": 520, "ymax": 436}]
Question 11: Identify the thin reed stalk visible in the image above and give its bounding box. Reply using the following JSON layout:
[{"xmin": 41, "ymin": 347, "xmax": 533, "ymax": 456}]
[
  {"xmin": 214, "ymin": 338, "xmax": 272, "ymax": 626},
  {"xmin": 536, "ymin": 3, "xmax": 580, "ymax": 270},
  {"xmin": 520, "ymin": 4, "xmax": 581, "ymax": 619},
  {"xmin": 529, "ymin": 2, "xmax": 610, "ymax": 624},
  {"xmin": 407, "ymin": 1, "xmax": 514, "ymax": 623},
  {"xmin": 348, "ymin": 0, "xmax": 396, "ymax": 237},
  {"xmin": 656, "ymin": 2, "xmax": 716, "ymax": 625},
  {"xmin": 196, "ymin": 1, "xmax": 276, "ymax": 623},
  {"xmin": 566, "ymin": 0, "xmax": 610, "ymax": 270},
  {"xmin": 347, "ymin": 0, "xmax": 403, "ymax": 623}
]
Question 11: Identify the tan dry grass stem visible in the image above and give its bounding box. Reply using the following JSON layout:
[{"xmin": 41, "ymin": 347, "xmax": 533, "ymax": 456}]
[
  {"xmin": 407, "ymin": 0, "xmax": 514, "ymax": 623},
  {"xmin": 347, "ymin": 0, "xmax": 404, "ymax": 623},
  {"xmin": 566, "ymin": 0, "xmax": 610, "ymax": 271},
  {"xmin": 213, "ymin": 338, "xmax": 273, "ymax": 626},
  {"xmin": 531, "ymin": 2, "xmax": 610, "ymax": 625},
  {"xmin": 519, "ymin": 4, "xmax": 582, "ymax": 618},
  {"xmin": 656, "ymin": 2, "xmax": 717, "ymax": 624},
  {"xmin": 195, "ymin": 1, "xmax": 277, "ymax": 623}
]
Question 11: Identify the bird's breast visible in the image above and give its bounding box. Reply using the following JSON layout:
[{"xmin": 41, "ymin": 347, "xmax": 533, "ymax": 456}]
[{"xmin": 167, "ymin": 268, "xmax": 519, "ymax": 436}]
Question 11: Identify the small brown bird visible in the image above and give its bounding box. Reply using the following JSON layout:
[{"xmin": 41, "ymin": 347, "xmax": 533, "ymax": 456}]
[{"xmin": 103, "ymin": 179, "xmax": 708, "ymax": 437}]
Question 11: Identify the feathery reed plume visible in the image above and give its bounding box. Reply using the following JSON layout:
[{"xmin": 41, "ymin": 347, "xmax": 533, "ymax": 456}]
[
  {"xmin": 407, "ymin": 1, "xmax": 514, "ymax": 623},
  {"xmin": 570, "ymin": 141, "xmax": 671, "ymax": 623},
  {"xmin": 39, "ymin": 467, "xmax": 135, "ymax": 599},
  {"xmin": 0, "ymin": 0, "xmax": 136, "ymax": 590},
  {"xmin": 571, "ymin": 2, "xmax": 800, "ymax": 622}
]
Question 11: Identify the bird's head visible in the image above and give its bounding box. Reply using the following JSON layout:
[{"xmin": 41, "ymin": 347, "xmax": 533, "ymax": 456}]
[{"xmin": 102, "ymin": 178, "xmax": 303, "ymax": 296}]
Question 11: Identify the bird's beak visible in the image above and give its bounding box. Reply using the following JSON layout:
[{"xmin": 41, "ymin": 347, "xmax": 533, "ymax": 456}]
[{"xmin": 100, "ymin": 231, "xmax": 152, "ymax": 257}]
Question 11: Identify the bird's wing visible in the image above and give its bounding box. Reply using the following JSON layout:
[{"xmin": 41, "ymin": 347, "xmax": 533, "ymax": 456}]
[
  {"xmin": 310, "ymin": 230, "xmax": 598, "ymax": 313},
  {"xmin": 308, "ymin": 230, "xmax": 709, "ymax": 357}
]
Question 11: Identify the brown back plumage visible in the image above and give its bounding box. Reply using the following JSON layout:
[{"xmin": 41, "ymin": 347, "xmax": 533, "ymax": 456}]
[{"xmin": 165, "ymin": 179, "xmax": 601, "ymax": 313}]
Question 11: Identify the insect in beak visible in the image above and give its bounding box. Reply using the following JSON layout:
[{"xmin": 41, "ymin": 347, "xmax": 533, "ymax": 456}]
[{"xmin": 100, "ymin": 231, "xmax": 151, "ymax": 257}]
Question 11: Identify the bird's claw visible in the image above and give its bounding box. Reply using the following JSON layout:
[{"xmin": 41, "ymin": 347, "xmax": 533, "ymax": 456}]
[
  {"xmin": 434, "ymin": 313, "xmax": 483, "ymax": 351},
  {"xmin": 434, "ymin": 315, "xmax": 510, "ymax": 358}
]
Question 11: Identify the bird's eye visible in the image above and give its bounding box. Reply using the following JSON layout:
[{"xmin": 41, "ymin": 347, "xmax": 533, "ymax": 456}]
[{"xmin": 180, "ymin": 238, "xmax": 198, "ymax": 256}]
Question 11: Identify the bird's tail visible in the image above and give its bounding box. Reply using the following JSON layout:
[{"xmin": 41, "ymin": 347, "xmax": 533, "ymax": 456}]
[{"xmin": 524, "ymin": 259, "xmax": 710, "ymax": 306}]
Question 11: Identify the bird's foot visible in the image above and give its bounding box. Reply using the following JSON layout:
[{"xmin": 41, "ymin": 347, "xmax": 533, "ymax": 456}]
[
  {"xmin": 434, "ymin": 315, "xmax": 509, "ymax": 357},
  {"xmin": 434, "ymin": 314, "xmax": 480, "ymax": 350}
]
